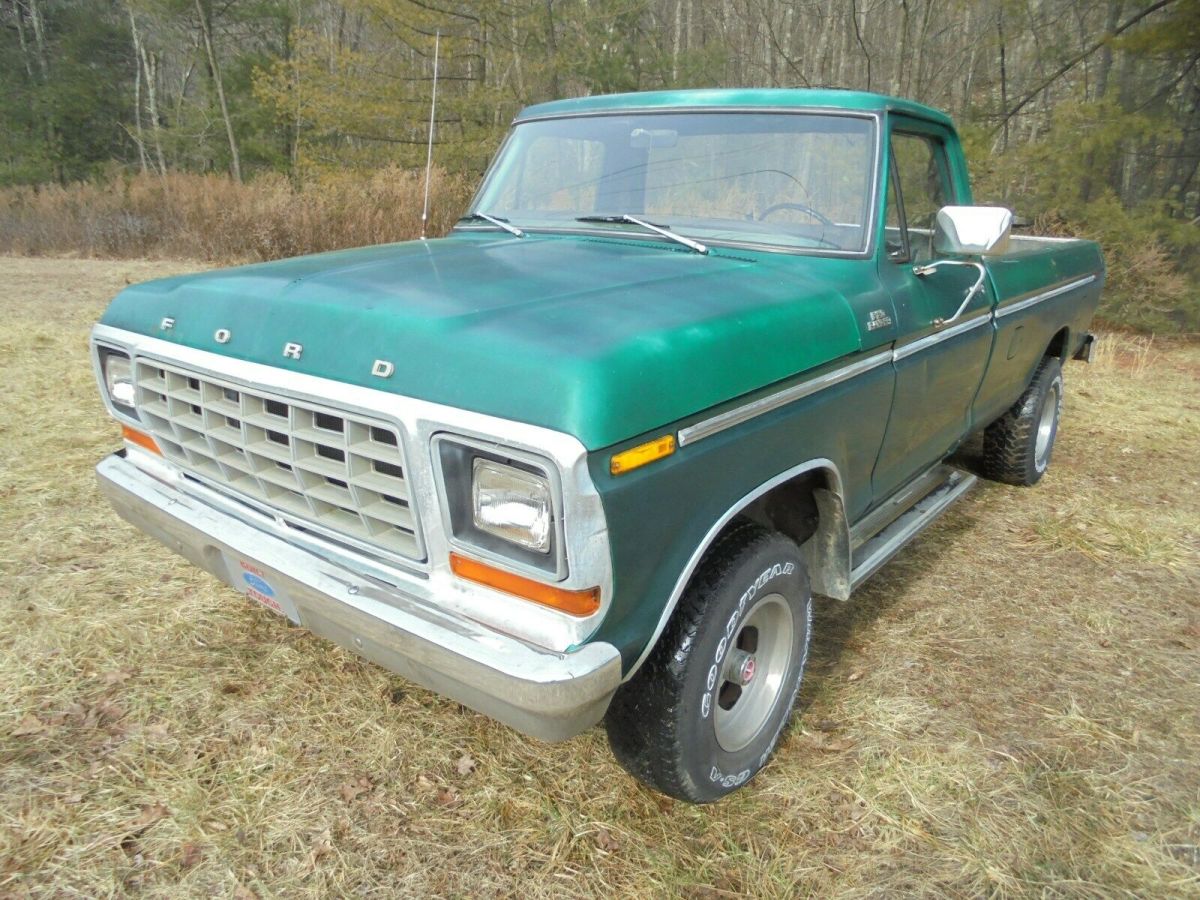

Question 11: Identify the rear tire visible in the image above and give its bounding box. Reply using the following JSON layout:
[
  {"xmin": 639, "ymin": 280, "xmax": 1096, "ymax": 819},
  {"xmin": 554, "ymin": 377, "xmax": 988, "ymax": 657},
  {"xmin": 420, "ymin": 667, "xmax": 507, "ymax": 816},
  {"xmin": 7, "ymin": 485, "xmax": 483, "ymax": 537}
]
[
  {"xmin": 605, "ymin": 521, "xmax": 812, "ymax": 803},
  {"xmin": 981, "ymin": 356, "xmax": 1064, "ymax": 486}
]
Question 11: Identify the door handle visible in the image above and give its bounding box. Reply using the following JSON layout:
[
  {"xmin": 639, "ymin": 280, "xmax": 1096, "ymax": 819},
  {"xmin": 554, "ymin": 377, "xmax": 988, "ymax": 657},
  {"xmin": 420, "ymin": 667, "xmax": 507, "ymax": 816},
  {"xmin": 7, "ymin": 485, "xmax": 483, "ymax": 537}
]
[{"xmin": 913, "ymin": 260, "xmax": 988, "ymax": 329}]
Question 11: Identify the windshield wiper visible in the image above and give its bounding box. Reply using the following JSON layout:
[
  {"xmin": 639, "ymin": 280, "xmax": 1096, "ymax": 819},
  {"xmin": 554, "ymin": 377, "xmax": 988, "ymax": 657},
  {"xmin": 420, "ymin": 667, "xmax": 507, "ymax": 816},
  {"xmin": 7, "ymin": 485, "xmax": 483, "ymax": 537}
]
[
  {"xmin": 575, "ymin": 214, "xmax": 708, "ymax": 255},
  {"xmin": 457, "ymin": 212, "xmax": 524, "ymax": 238}
]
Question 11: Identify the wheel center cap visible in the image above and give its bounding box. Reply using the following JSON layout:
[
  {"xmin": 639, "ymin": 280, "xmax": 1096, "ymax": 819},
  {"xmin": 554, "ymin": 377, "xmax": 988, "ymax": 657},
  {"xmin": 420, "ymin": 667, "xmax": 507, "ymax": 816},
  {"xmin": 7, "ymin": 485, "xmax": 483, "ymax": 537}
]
[{"xmin": 738, "ymin": 656, "xmax": 757, "ymax": 685}]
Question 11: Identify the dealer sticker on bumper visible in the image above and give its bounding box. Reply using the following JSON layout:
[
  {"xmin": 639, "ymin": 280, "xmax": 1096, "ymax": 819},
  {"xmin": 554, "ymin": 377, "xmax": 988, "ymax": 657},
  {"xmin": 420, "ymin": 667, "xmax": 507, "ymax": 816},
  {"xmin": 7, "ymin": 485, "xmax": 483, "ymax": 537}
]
[{"xmin": 228, "ymin": 557, "xmax": 301, "ymax": 624}]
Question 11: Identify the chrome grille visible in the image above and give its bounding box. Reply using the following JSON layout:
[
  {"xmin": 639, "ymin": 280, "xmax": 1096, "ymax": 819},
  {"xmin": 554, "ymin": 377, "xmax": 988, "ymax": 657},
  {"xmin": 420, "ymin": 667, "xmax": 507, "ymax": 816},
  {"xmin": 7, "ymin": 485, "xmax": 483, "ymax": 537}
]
[{"xmin": 133, "ymin": 360, "xmax": 425, "ymax": 563}]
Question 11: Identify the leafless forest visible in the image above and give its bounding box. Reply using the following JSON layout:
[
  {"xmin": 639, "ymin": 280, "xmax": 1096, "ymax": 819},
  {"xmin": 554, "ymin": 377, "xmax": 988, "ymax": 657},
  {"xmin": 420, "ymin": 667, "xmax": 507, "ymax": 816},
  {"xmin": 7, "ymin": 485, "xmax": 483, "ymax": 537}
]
[{"xmin": 1, "ymin": 1, "xmax": 1198, "ymax": 327}]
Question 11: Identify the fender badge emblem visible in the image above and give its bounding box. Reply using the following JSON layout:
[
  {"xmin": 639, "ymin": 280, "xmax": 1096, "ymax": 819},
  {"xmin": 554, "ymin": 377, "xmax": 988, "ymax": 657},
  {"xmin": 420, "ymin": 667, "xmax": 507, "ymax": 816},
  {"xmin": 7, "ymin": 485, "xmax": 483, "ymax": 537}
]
[
  {"xmin": 866, "ymin": 309, "xmax": 893, "ymax": 331},
  {"xmin": 159, "ymin": 316, "xmax": 175, "ymax": 331},
  {"xmin": 371, "ymin": 359, "xmax": 395, "ymax": 378},
  {"xmin": 282, "ymin": 342, "xmax": 303, "ymax": 360},
  {"xmin": 214, "ymin": 328, "xmax": 232, "ymax": 344}
]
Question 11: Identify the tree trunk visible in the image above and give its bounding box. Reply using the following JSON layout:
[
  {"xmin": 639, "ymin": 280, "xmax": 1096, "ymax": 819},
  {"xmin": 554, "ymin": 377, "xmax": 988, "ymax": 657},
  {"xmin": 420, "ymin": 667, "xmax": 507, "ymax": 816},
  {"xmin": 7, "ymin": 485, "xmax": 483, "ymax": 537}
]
[
  {"xmin": 672, "ymin": 0, "xmax": 682, "ymax": 83},
  {"xmin": 131, "ymin": 41, "xmax": 149, "ymax": 173},
  {"xmin": 544, "ymin": 0, "xmax": 560, "ymax": 98},
  {"xmin": 998, "ymin": 6, "xmax": 1009, "ymax": 152},
  {"xmin": 11, "ymin": 0, "xmax": 37, "ymax": 81},
  {"xmin": 893, "ymin": 0, "xmax": 909, "ymax": 96},
  {"xmin": 25, "ymin": 0, "xmax": 50, "ymax": 81},
  {"xmin": 143, "ymin": 50, "xmax": 168, "ymax": 174},
  {"xmin": 126, "ymin": 3, "xmax": 157, "ymax": 174},
  {"xmin": 194, "ymin": 0, "xmax": 242, "ymax": 181}
]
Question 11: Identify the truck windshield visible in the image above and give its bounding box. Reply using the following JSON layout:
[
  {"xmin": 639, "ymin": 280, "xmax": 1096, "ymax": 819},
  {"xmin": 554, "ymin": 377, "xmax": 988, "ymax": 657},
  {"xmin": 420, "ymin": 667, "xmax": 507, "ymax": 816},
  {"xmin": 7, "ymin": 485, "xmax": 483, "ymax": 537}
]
[{"xmin": 468, "ymin": 111, "xmax": 877, "ymax": 254}]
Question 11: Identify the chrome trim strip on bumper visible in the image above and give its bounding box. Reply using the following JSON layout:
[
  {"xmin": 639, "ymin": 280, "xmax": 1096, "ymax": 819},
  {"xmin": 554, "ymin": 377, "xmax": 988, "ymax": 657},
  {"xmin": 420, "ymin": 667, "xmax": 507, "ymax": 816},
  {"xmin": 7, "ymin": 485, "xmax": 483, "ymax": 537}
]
[
  {"xmin": 995, "ymin": 274, "xmax": 1096, "ymax": 319},
  {"xmin": 676, "ymin": 349, "xmax": 893, "ymax": 448},
  {"xmin": 96, "ymin": 452, "xmax": 621, "ymax": 741}
]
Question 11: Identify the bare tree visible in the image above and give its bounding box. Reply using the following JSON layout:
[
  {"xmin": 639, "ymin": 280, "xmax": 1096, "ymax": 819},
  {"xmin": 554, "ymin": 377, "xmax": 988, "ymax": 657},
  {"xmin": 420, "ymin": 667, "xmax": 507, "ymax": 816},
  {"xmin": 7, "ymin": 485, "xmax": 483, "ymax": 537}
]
[{"xmin": 194, "ymin": 0, "xmax": 241, "ymax": 181}]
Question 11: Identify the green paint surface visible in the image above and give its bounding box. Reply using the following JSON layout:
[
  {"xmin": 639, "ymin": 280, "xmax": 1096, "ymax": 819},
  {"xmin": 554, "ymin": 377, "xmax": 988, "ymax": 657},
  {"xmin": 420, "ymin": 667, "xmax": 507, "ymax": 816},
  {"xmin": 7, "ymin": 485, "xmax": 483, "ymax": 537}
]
[{"xmin": 101, "ymin": 232, "xmax": 868, "ymax": 450}]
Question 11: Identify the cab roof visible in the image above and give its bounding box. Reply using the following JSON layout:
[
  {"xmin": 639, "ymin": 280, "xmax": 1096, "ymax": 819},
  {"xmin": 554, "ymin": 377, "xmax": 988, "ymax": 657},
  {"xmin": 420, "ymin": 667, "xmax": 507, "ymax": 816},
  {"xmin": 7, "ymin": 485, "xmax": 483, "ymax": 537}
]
[{"xmin": 517, "ymin": 88, "xmax": 954, "ymax": 129}]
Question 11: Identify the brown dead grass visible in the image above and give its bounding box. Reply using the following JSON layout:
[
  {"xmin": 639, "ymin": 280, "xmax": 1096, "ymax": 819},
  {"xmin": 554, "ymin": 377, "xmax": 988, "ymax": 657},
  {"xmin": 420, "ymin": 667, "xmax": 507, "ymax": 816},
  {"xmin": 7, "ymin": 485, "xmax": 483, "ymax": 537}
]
[
  {"xmin": 0, "ymin": 259, "xmax": 1197, "ymax": 897},
  {"xmin": 0, "ymin": 169, "xmax": 474, "ymax": 263}
]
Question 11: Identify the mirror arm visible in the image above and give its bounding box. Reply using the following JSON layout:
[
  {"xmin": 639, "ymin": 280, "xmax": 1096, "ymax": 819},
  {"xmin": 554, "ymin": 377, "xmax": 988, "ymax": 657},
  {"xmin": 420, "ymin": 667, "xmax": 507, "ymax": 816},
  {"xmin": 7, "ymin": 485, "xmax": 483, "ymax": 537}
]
[{"xmin": 913, "ymin": 260, "xmax": 988, "ymax": 329}]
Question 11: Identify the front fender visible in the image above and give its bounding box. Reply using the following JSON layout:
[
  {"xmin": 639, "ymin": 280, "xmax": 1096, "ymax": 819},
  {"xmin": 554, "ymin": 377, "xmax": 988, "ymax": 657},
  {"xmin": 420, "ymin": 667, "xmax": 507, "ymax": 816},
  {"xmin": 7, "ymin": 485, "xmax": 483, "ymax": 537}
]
[{"xmin": 584, "ymin": 353, "xmax": 893, "ymax": 674}]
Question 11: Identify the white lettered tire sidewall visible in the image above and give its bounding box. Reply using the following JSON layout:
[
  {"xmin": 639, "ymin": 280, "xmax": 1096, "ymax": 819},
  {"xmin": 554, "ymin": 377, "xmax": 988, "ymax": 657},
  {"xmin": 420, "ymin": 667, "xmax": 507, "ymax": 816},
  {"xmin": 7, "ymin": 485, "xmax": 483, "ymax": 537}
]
[{"xmin": 679, "ymin": 540, "xmax": 812, "ymax": 796}]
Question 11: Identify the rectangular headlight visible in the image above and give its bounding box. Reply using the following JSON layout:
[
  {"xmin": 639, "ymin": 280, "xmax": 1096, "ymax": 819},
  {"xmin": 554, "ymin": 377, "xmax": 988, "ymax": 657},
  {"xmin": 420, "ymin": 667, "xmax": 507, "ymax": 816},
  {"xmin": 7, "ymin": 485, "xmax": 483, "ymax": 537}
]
[
  {"xmin": 472, "ymin": 458, "xmax": 552, "ymax": 553},
  {"xmin": 98, "ymin": 347, "xmax": 138, "ymax": 417},
  {"xmin": 434, "ymin": 436, "xmax": 564, "ymax": 578}
]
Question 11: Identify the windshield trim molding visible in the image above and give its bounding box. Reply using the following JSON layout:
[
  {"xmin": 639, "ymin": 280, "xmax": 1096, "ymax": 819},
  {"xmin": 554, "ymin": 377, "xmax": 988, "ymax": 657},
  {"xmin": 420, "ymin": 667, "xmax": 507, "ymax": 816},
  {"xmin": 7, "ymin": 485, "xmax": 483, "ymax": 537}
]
[
  {"xmin": 451, "ymin": 224, "xmax": 877, "ymax": 260},
  {"xmin": 467, "ymin": 107, "xmax": 883, "ymax": 260}
]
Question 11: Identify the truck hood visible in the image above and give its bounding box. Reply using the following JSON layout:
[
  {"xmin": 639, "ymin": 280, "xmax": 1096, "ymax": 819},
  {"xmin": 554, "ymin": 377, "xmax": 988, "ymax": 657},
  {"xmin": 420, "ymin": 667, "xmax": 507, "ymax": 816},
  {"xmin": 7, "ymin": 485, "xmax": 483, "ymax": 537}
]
[{"xmin": 100, "ymin": 233, "xmax": 865, "ymax": 449}]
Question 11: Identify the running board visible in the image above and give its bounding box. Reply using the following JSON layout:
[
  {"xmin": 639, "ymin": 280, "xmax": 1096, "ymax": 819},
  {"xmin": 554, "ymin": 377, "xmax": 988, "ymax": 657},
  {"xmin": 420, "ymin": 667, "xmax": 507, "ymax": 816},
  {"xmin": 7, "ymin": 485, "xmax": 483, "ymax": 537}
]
[
  {"xmin": 850, "ymin": 463, "xmax": 955, "ymax": 550},
  {"xmin": 850, "ymin": 468, "xmax": 977, "ymax": 590}
]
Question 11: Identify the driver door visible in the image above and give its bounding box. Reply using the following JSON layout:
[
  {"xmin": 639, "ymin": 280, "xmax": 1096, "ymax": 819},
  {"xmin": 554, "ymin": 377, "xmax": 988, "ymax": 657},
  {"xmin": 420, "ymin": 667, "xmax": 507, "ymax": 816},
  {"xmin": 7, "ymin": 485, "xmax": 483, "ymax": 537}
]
[{"xmin": 871, "ymin": 122, "xmax": 997, "ymax": 499}]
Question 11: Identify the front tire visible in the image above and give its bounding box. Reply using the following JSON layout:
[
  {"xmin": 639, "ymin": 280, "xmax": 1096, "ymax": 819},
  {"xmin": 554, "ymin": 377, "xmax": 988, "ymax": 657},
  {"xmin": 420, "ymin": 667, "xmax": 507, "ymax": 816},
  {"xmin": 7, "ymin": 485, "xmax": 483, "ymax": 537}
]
[
  {"xmin": 981, "ymin": 356, "xmax": 1064, "ymax": 486},
  {"xmin": 605, "ymin": 521, "xmax": 812, "ymax": 803}
]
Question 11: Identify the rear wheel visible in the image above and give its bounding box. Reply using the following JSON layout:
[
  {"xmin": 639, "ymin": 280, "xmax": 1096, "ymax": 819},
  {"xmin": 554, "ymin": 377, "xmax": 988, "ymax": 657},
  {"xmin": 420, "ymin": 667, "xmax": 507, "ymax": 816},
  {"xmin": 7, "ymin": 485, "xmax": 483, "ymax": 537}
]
[
  {"xmin": 981, "ymin": 355, "xmax": 1064, "ymax": 486},
  {"xmin": 605, "ymin": 521, "xmax": 812, "ymax": 803}
]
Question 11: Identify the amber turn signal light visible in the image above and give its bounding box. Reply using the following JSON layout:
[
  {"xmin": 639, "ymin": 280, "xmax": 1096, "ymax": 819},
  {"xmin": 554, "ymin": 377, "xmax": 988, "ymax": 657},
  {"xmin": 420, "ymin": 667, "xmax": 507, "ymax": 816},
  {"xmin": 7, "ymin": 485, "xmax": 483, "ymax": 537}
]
[
  {"xmin": 610, "ymin": 434, "xmax": 676, "ymax": 476},
  {"xmin": 121, "ymin": 424, "xmax": 161, "ymax": 455},
  {"xmin": 449, "ymin": 553, "xmax": 601, "ymax": 616}
]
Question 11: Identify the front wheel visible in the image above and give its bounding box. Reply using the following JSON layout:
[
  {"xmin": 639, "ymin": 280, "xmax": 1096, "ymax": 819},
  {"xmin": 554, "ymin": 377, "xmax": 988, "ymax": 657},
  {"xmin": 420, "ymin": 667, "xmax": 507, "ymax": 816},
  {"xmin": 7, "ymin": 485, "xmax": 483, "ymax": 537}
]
[{"xmin": 605, "ymin": 521, "xmax": 812, "ymax": 803}]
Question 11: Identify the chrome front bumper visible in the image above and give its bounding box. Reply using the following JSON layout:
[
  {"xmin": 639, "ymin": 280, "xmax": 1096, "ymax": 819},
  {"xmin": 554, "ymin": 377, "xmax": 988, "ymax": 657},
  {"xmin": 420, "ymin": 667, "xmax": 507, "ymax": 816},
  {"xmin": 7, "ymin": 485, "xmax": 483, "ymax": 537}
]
[{"xmin": 96, "ymin": 452, "xmax": 622, "ymax": 741}]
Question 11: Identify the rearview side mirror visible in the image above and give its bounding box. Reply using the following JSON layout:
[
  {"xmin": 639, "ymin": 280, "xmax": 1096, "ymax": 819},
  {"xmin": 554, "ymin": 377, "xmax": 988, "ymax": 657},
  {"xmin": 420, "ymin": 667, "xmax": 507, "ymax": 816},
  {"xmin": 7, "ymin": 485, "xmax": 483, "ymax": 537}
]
[{"xmin": 933, "ymin": 206, "xmax": 1013, "ymax": 255}]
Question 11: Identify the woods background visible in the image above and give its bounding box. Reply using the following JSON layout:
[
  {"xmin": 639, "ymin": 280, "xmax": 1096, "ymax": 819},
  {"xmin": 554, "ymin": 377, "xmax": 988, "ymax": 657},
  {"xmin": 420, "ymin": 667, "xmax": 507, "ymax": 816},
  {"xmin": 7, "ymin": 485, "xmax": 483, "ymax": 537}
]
[{"xmin": 1, "ymin": 0, "xmax": 1197, "ymax": 330}]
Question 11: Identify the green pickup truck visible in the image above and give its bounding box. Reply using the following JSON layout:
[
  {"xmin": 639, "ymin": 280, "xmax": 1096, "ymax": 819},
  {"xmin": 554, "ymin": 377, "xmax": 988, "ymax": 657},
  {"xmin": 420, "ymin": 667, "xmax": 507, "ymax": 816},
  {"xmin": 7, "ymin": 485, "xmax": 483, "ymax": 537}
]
[{"xmin": 92, "ymin": 89, "xmax": 1103, "ymax": 802}]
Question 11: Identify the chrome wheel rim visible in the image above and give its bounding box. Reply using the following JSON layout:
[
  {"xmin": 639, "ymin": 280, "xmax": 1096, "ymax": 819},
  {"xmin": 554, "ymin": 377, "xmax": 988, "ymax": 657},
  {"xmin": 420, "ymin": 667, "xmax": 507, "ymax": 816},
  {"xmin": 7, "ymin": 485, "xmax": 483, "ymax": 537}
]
[
  {"xmin": 713, "ymin": 593, "xmax": 794, "ymax": 753},
  {"xmin": 1035, "ymin": 382, "xmax": 1060, "ymax": 466}
]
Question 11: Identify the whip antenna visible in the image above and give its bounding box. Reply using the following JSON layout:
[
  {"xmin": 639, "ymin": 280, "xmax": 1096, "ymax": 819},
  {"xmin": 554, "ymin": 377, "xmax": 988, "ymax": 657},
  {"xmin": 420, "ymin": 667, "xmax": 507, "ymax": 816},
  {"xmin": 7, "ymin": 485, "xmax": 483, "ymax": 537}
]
[{"xmin": 420, "ymin": 30, "xmax": 440, "ymax": 240}]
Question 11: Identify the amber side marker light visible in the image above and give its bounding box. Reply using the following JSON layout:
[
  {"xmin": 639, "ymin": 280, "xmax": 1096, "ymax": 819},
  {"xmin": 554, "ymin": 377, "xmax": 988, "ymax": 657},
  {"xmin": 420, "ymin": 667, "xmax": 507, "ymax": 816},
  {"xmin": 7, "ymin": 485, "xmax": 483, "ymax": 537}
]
[
  {"xmin": 121, "ymin": 424, "xmax": 161, "ymax": 455},
  {"xmin": 449, "ymin": 553, "xmax": 601, "ymax": 617},
  {"xmin": 610, "ymin": 434, "xmax": 676, "ymax": 476}
]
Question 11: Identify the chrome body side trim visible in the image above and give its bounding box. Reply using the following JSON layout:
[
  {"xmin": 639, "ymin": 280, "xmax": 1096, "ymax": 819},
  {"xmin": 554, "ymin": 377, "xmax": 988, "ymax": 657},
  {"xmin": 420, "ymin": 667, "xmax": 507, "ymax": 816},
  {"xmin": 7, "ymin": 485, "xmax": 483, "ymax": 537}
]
[
  {"xmin": 96, "ymin": 452, "xmax": 621, "ymax": 741},
  {"xmin": 675, "ymin": 271, "xmax": 1097, "ymax": 449},
  {"xmin": 623, "ymin": 458, "xmax": 847, "ymax": 681},
  {"xmin": 677, "ymin": 350, "xmax": 893, "ymax": 448},
  {"xmin": 91, "ymin": 324, "xmax": 612, "ymax": 654},
  {"xmin": 995, "ymin": 274, "xmax": 1096, "ymax": 319},
  {"xmin": 1008, "ymin": 233, "xmax": 1092, "ymax": 245},
  {"xmin": 892, "ymin": 311, "xmax": 991, "ymax": 361}
]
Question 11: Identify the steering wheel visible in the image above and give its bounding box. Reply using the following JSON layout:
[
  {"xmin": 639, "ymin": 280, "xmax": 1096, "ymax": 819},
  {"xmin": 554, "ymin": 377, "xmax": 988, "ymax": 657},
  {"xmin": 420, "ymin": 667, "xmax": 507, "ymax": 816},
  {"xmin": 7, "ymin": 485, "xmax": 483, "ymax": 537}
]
[{"xmin": 756, "ymin": 202, "xmax": 836, "ymax": 227}]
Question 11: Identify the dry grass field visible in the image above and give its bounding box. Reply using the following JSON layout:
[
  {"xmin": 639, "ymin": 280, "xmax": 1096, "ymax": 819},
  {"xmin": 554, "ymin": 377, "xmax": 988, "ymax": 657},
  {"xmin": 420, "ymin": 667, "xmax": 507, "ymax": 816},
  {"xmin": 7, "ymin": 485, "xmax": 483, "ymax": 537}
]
[{"xmin": 1, "ymin": 257, "xmax": 1197, "ymax": 898}]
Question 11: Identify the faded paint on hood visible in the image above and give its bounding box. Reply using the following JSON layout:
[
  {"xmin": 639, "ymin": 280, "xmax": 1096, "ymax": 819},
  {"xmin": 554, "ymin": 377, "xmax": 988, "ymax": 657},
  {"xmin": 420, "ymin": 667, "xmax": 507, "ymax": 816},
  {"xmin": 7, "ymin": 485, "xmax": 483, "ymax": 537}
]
[{"xmin": 100, "ymin": 232, "xmax": 864, "ymax": 449}]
